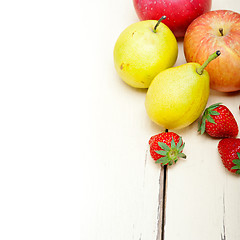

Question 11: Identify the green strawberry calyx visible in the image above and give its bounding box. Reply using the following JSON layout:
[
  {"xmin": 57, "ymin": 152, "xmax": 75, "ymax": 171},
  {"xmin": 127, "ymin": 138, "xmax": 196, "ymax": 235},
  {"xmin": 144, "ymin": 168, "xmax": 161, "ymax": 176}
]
[
  {"xmin": 231, "ymin": 152, "xmax": 240, "ymax": 175},
  {"xmin": 155, "ymin": 137, "xmax": 186, "ymax": 165},
  {"xmin": 198, "ymin": 103, "xmax": 222, "ymax": 135}
]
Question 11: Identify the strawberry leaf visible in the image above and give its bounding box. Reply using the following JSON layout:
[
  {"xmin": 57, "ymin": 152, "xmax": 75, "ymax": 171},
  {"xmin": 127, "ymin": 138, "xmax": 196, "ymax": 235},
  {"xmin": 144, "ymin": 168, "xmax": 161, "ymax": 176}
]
[
  {"xmin": 208, "ymin": 110, "xmax": 220, "ymax": 116},
  {"xmin": 231, "ymin": 166, "xmax": 240, "ymax": 170},
  {"xmin": 158, "ymin": 142, "xmax": 170, "ymax": 151},
  {"xmin": 179, "ymin": 142, "xmax": 185, "ymax": 152},
  {"xmin": 178, "ymin": 152, "xmax": 187, "ymax": 159},
  {"xmin": 198, "ymin": 120, "xmax": 201, "ymax": 132},
  {"xmin": 206, "ymin": 114, "xmax": 215, "ymax": 124},
  {"xmin": 176, "ymin": 137, "xmax": 182, "ymax": 149},
  {"xmin": 231, "ymin": 153, "xmax": 240, "ymax": 172},
  {"xmin": 232, "ymin": 159, "xmax": 240, "ymax": 165},
  {"xmin": 156, "ymin": 156, "xmax": 169, "ymax": 164},
  {"xmin": 199, "ymin": 118, "xmax": 206, "ymax": 135},
  {"xmin": 168, "ymin": 160, "xmax": 174, "ymax": 166},
  {"xmin": 171, "ymin": 137, "xmax": 176, "ymax": 148},
  {"xmin": 208, "ymin": 102, "xmax": 222, "ymax": 110},
  {"xmin": 155, "ymin": 150, "xmax": 167, "ymax": 156},
  {"xmin": 198, "ymin": 103, "xmax": 222, "ymax": 135},
  {"xmin": 232, "ymin": 152, "xmax": 240, "ymax": 172}
]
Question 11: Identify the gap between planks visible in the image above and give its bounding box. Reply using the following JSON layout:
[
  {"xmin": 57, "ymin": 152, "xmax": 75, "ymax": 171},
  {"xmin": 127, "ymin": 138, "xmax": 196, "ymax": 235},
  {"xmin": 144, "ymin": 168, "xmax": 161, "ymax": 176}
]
[
  {"xmin": 155, "ymin": 167, "xmax": 228, "ymax": 240},
  {"xmin": 156, "ymin": 165, "xmax": 168, "ymax": 240}
]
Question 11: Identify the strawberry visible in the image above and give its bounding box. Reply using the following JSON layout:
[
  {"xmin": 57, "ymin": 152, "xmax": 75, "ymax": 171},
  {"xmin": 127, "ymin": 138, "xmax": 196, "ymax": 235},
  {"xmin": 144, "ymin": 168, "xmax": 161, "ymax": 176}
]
[
  {"xmin": 149, "ymin": 131, "xmax": 186, "ymax": 165},
  {"xmin": 218, "ymin": 138, "xmax": 240, "ymax": 175},
  {"xmin": 198, "ymin": 103, "xmax": 238, "ymax": 138}
]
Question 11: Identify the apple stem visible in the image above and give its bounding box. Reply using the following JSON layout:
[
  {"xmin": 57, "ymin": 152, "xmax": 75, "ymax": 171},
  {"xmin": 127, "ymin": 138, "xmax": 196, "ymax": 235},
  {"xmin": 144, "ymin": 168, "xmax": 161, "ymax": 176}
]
[
  {"xmin": 196, "ymin": 51, "xmax": 221, "ymax": 75},
  {"xmin": 219, "ymin": 28, "xmax": 224, "ymax": 36},
  {"xmin": 153, "ymin": 16, "xmax": 166, "ymax": 33}
]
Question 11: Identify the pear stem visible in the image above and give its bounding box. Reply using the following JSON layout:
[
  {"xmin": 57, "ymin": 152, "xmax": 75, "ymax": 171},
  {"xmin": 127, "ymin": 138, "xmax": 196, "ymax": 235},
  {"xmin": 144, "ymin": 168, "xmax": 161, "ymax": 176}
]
[
  {"xmin": 219, "ymin": 28, "xmax": 224, "ymax": 36},
  {"xmin": 153, "ymin": 16, "xmax": 166, "ymax": 33},
  {"xmin": 196, "ymin": 50, "xmax": 221, "ymax": 75}
]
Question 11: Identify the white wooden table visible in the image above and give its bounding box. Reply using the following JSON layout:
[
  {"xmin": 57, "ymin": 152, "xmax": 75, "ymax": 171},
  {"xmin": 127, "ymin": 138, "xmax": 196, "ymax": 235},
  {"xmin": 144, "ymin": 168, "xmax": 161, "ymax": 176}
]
[{"xmin": 0, "ymin": 0, "xmax": 239, "ymax": 240}]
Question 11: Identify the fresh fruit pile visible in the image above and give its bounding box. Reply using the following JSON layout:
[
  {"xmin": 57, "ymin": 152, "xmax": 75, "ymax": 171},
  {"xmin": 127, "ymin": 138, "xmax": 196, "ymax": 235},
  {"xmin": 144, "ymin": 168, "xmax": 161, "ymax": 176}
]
[
  {"xmin": 199, "ymin": 103, "xmax": 240, "ymax": 174},
  {"xmin": 113, "ymin": 1, "xmax": 240, "ymax": 174}
]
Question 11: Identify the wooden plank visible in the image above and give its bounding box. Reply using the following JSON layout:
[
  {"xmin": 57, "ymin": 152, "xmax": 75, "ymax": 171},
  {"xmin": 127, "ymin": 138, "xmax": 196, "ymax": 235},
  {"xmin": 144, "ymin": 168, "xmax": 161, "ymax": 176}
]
[{"xmin": 156, "ymin": 166, "xmax": 167, "ymax": 240}]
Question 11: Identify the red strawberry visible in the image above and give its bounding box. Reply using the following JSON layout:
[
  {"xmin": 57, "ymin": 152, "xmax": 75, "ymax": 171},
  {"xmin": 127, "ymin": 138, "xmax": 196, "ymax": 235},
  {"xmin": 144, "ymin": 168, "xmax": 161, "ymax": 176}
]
[
  {"xmin": 149, "ymin": 131, "xmax": 186, "ymax": 165},
  {"xmin": 218, "ymin": 138, "xmax": 240, "ymax": 175},
  {"xmin": 198, "ymin": 103, "xmax": 238, "ymax": 138}
]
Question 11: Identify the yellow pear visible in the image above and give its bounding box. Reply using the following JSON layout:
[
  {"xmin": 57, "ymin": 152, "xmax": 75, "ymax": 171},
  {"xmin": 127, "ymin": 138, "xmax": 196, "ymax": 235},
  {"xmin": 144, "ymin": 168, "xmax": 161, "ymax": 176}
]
[
  {"xmin": 145, "ymin": 51, "xmax": 221, "ymax": 130},
  {"xmin": 113, "ymin": 17, "xmax": 178, "ymax": 88}
]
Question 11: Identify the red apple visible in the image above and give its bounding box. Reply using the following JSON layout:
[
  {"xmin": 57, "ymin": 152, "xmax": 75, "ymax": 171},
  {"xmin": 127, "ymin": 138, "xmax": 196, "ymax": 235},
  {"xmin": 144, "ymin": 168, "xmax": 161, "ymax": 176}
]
[
  {"xmin": 133, "ymin": 0, "xmax": 212, "ymax": 38},
  {"xmin": 184, "ymin": 10, "xmax": 240, "ymax": 92}
]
